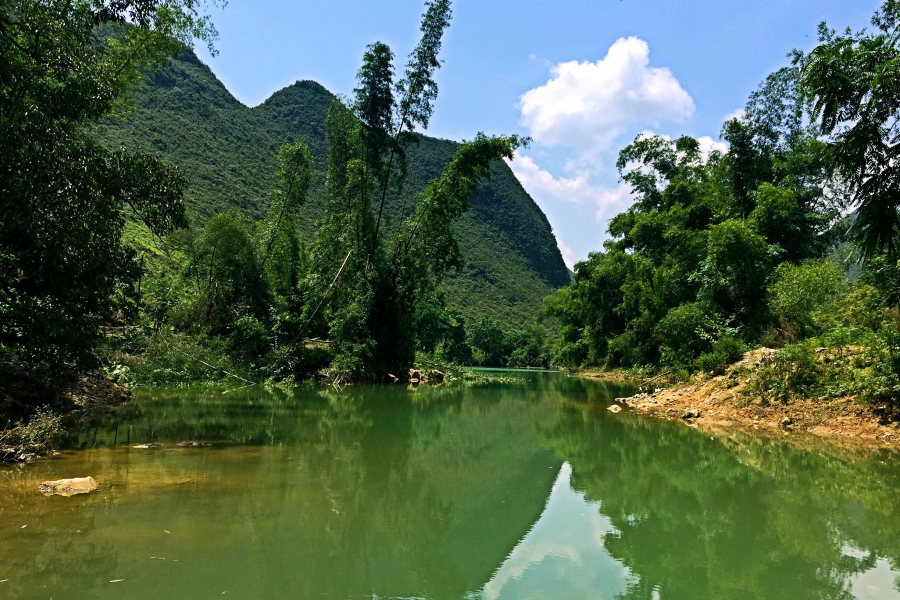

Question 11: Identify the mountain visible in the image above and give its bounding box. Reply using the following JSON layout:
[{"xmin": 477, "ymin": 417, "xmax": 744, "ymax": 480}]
[{"xmin": 100, "ymin": 50, "xmax": 569, "ymax": 327}]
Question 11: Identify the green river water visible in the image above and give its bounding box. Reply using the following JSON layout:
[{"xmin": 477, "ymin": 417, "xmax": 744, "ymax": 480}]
[{"xmin": 1, "ymin": 372, "xmax": 900, "ymax": 599}]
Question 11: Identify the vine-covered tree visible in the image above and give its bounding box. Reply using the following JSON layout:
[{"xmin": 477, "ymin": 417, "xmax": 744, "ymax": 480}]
[{"xmin": 300, "ymin": 0, "xmax": 526, "ymax": 378}]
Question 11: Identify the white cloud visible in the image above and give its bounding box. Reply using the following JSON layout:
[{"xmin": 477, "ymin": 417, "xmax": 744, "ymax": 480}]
[
  {"xmin": 509, "ymin": 152, "xmax": 601, "ymax": 205},
  {"xmin": 555, "ymin": 236, "xmax": 577, "ymax": 270},
  {"xmin": 509, "ymin": 150, "xmax": 635, "ymax": 245},
  {"xmin": 518, "ymin": 37, "xmax": 695, "ymax": 157},
  {"xmin": 724, "ymin": 108, "xmax": 746, "ymax": 122},
  {"xmin": 698, "ymin": 135, "xmax": 728, "ymax": 160}
]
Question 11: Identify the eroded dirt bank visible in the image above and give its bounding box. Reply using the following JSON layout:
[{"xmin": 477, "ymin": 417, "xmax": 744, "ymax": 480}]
[{"xmin": 583, "ymin": 349, "xmax": 900, "ymax": 452}]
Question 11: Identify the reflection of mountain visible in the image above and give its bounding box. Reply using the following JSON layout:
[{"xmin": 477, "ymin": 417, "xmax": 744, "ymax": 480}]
[
  {"xmin": 9, "ymin": 375, "xmax": 898, "ymax": 599},
  {"xmin": 0, "ymin": 377, "xmax": 596, "ymax": 600},
  {"xmin": 541, "ymin": 408, "xmax": 900, "ymax": 600}
]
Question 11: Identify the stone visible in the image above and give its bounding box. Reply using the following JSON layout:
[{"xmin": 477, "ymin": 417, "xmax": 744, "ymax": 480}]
[
  {"xmin": 176, "ymin": 441, "xmax": 210, "ymax": 447},
  {"xmin": 39, "ymin": 477, "xmax": 97, "ymax": 497},
  {"xmin": 781, "ymin": 417, "xmax": 793, "ymax": 427},
  {"xmin": 682, "ymin": 409, "xmax": 701, "ymax": 420},
  {"xmin": 408, "ymin": 369, "xmax": 422, "ymax": 381},
  {"xmin": 132, "ymin": 443, "xmax": 163, "ymax": 449},
  {"xmin": 816, "ymin": 347, "xmax": 827, "ymax": 354},
  {"xmin": 409, "ymin": 378, "xmax": 419, "ymax": 384},
  {"xmin": 430, "ymin": 370, "xmax": 444, "ymax": 382},
  {"xmin": 607, "ymin": 404, "xmax": 622, "ymax": 413}
]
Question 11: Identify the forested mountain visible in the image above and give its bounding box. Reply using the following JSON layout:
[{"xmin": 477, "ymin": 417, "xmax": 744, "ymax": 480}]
[{"xmin": 99, "ymin": 50, "xmax": 569, "ymax": 327}]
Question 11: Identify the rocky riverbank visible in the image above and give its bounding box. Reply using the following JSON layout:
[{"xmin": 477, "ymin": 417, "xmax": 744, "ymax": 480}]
[{"xmin": 587, "ymin": 349, "xmax": 900, "ymax": 451}]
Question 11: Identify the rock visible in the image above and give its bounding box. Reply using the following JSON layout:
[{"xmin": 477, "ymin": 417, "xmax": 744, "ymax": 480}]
[
  {"xmin": 409, "ymin": 378, "xmax": 419, "ymax": 384},
  {"xmin": 132, "ymin": 443, "xmax": 163, "ymax": 449},
  {"xmin": 781, "ymin": 417, "xmax": 793, "ymax": 427},
  {"xmin": 39, "ymin": 477, "xmax": 97, "ymax": 497},
  {"xmin": 816, "ymin": 347, "xmax": 827, "ymax": 354},
  {"xmin": 430, "ymin": 370, "xmax": 444, "ymax": 382},
  {"xmin": 607, "ymin": 404, "xmax": 622, "ymax": 413},
  {"xmin": 408, "ymin": 369, "xmax": 423, "ymax": 381},
  {"xmin": 176, "ymin": 441, "xmax": 210, "ymax": 447},
  {"xmin": 682, "ymin": 409, "xmax": 701, "ymax": 420}
]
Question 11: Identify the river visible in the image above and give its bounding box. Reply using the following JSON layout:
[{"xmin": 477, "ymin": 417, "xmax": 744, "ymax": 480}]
[{"xmin": 1, "ymin": 371, "xmax": 899, "ymax": 599}]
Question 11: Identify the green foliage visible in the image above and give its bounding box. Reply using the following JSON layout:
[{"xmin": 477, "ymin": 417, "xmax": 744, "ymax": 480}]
[
  {"xmin": 0, "ymin": 0, "xmax": 219, "ymax": 369},
  {"xmin": 768, "ymin": 259, "xmax": 845, "ymax": 334},
  {"xmin": 656, "ymin": 303, "xmax": 711, "ymax": 368},
  {"xmin": 97, "ymin": 52, "xmax": 568, "ymax": 331},
  {"xmin": 797, "ymin": 0, "xmax": 900, "ymax": 258},
  {"xmin": 545, "ymin": 68, "xmax": 840, "ymax": 372},
  {"xmin": 467, "ymin": 317, "xmax": 508, "ymax": 366},
  {"xmin": 696, "ymin": 336, "xmax": 746, "ymax": 375}
]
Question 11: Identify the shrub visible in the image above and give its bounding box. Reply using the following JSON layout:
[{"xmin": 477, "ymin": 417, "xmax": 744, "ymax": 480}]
[
  {"xmin": 695, "ymin": 335, "xmax": 746, "ymax": 375},
  {"xmin": 1, "ymin": 408, "xmax": 65, "ymax": 463},
  {"xmin": 657, "ymin": 303, "xmax": 711, "ymax": 368},
  {"xmin": 768, "ymin": 259, "xmax": 844, "ymax": 335}
]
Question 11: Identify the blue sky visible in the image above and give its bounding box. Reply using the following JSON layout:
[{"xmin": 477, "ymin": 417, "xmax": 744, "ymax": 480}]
[{"xmin": 196, "ymin": 0, "xmax": 878, "ymax": 267}]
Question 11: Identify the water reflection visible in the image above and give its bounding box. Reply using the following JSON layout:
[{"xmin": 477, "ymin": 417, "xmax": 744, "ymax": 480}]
[
  {"xmin": 0, "ymin": 374, "xmax": 898, "ymax": 599},
  {"xmin": 484, "ymin": 463, "xmax": 634, "ymax": 599}
]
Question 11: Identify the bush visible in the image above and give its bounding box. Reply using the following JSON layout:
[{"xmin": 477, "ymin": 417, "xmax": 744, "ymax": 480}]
[
  {"xmin": 768, "ymin": 259, "xmax": 844, "ymax": 335},
  {"xmin": 657, "ymin": 303, "xmax": 710, "ymax": 368},
  {"xmin": 1, "ymin": 408, "xmax": 65, "ymax": 463},
  {"xmin": 227, "ymin": 315, "xmax": 271, "ymax": 359},
  {"xmin": 695, "ymin": 335, "xmax": 746, "ymax": 375}
]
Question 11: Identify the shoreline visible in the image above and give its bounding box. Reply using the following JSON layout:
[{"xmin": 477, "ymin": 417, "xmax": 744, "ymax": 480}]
[{"xmin": 578, "ymin": 351, "xmax": 900, "ymax": 452}]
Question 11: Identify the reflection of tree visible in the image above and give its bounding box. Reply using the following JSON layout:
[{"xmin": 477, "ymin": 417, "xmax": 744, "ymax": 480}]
[
  {"xmin": 541, "ymin": 408, "xmax": 900, "ymax": 600},
  {"xmin": 4, "ymin": 376, "xmax": 578, "ymax": 599}
]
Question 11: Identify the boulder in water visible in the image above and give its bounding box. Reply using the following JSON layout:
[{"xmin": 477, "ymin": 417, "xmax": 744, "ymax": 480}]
[{"xmin": 39, "ymin": 477, "xmax": 97, "ymax": 497}]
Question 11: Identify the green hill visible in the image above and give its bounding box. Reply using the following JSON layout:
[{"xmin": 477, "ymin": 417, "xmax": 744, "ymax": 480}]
[{"xmin": 100, "ymin": 50, "xmax": 568, "ymax": 327}]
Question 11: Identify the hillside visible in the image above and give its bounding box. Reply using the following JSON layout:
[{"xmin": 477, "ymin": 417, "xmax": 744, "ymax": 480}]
[{"xmin": 99, "ymin": 51, "xmax": 569, "ymax": 328}]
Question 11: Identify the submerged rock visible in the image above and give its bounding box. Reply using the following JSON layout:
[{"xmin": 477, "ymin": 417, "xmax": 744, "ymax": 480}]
[
  {"xmin": 608, "ymin": 404, "xmax": 622, "ymax": 413},
  {"xmin": 682, "ymin": 409, "xmax": 701, "ymax": 420},
  {"xmin": 39, "ymin": 477, "xmax": 97, "ymax": 497},
  {"xmin": 132, "ymin": 443, "xmax": 163, "ymax": 449}
]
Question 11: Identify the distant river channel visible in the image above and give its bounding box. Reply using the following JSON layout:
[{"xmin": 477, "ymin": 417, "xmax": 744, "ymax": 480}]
[{"xmin": 2, "ymin": 371, "xmax": 900, "ymax": 599}]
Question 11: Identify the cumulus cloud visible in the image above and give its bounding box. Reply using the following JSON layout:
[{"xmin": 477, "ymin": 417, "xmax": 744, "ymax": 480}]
[
  {"xmin": 510, "ymin": 152, "xmax": 601, "ymax": 205},
  {"xmin": 509, "ymin": 150, "xmax": 635, "ymax": 256},
  {"xmin": 697, "ymin": 135, "xmax": 728, "ymax": 160},
  {"xmin": 555, "ymin": 236, "xmax": 577, "ymax": 270},
  {"xmin": 724, "ymin": 108, "xmax": 746, "ymax": 122},
  {"xmin": 518, "ymin": 37, "xmax": 695, "ymax": 156}
]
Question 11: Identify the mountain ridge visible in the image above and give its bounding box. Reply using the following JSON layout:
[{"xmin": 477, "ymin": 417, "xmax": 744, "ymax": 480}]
[{"xmin": 101, "ymin": 50, "xmax": 569, "ymax": 327}]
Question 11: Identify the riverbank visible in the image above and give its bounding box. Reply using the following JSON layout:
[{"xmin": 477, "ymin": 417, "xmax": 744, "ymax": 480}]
[
  {"xmin": 581, "ymin": 349, "xmax": 900, "ymax": 451},
  {"xmin": 1, "ymin": 356, "xmax": 131, "ymax": 462}
]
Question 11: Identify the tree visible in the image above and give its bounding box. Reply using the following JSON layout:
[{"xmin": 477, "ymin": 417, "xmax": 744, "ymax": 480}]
[
  {"xmin": 300, "ymin": 0, "xmax": 526, "ymax": 378},
  {"xmin": 544, "ymin": 69, "xmax": 838, "ymax": 370},
  {"xmin": 0, "ymin": 0, "xmax": 219, "ymax": 367},
  {"xmin": 797, "ymin": 0, "xmax": 900, "ymax": 258}
]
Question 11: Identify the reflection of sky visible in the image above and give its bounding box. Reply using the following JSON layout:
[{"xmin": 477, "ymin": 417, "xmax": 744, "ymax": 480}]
[
  {"xmin": 482, "ymin": 463, "xmax": 636, "ymax": 600},
  {"xmin": 843, "ymin": 547, "xmax": 900, "ymax": 600}
]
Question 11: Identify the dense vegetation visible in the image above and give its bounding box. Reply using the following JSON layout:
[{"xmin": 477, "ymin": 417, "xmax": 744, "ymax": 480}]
[
  {"xmin": 0, "ymin": 0, "xmax": 563, "ymax": 420},
  {"xmin": 545, "ymin": 1, "xmax": 900, "ymax": 406},
  {"xmin": 98, "ymin": 49, "xmax": 568, "ymax": 331}
]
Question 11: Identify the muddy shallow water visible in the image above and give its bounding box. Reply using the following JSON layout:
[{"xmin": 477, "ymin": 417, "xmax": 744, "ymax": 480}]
[{"xmin": 1, "ymin": 372, "xmax": 900, "ymax": 599}]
